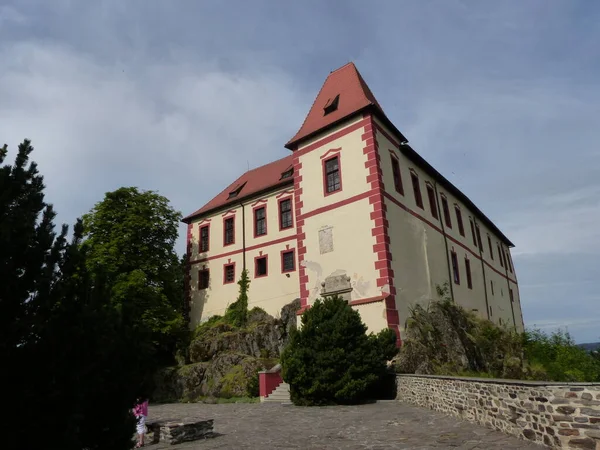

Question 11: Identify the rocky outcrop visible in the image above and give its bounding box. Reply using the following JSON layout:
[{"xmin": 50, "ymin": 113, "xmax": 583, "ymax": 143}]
[
  {"xmin": 153, "ymin": 299, "xmax": 300, "ymax": 402},
  {"xmin": 395, "ymin": 299, "xmax": 524, "ymax": 379}
]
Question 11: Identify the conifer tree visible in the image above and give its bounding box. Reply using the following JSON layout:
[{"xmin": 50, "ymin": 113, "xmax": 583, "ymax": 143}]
[{"xmin": 1, "ymin": 140, "xmax": 149, "ymax": 450}]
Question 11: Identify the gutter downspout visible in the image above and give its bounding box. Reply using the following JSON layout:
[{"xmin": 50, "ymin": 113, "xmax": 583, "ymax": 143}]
[
  {"xmin": 433, "ymin": 181, "xmax": 455, "ymax": 302},
  {"xmin": 240, "ymin": 202, "xmax": 246, "ymax": 271},
  {"xmin": 473, "ymin": 217, "xmax": 491, "ymax": 320}
]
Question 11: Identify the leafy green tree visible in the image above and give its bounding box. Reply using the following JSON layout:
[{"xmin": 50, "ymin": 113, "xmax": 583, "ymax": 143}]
[
  {"xmin": 1, "ymin": 140, "xmax": 150, "ymax": 450},
  {"xmin": 523, "ymin": 329, "xmax": 600, "ymax": 382},
  {"xmin": 281, "ymin": 296, "xmax": 397, "ymax": 406},
  {"xmin": 82, "ymin": 187, "xmax": 185, "ymax": 363}
]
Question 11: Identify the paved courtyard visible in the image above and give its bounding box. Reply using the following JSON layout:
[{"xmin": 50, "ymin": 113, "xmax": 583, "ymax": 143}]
[{"xmin": 147, "ymin": 401, "xmax": 542, "ymax": 449}]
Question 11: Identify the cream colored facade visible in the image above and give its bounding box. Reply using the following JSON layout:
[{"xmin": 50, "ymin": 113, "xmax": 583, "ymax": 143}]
[
  {"xmin": 184, "ymin": 63, "xmax": 524, "ymax": 339},
  {"xmin": 186, "ymin": 186, "xmax": 300, "ymax": 329}
]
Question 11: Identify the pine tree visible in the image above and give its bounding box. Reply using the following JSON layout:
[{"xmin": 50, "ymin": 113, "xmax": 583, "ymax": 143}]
[
  {"xmin": 281, "ymin": 296, "xmax": 397, "ymax": 406},
  {"xmin": 1, "ymin": 140, "xmax": 151, "ymax": 449}
]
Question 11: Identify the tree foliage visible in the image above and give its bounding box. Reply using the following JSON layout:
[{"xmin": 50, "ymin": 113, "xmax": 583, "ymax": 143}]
[
  {"xmin": 224, "ymin": 269, "xmax": 250, "ymax": 327},
  {"xmin": 280, "ymin": 296, "xmax": 397, "ymax": 406},
  {"xmin": 82, "ymin": 186, "xmax": 185, "ymax": 363},
  {"xmin": 1, "ymin": 140, "xmax": 151, "ymax": 450}
]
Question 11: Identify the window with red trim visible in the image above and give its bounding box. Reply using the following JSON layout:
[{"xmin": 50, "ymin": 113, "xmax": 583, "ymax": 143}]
[
  {"xmin": 469, "ymin": 218, "xmax": 477, "ymax": 246},
  {"xmin": 410, "ymin": 171, "xmax": 423, "ymax": 209},
  {"xmin": 487, "ymin": 235, "xmax": 494, "ymax": 260},
  {"xmin": 223, "ymin": 264, "xmax": 235, "ymax": 284},
  {"xmin": 455, "ymin": 205, "xmax": 464, "ymax": 236},
  {"xmin": 324, "ymin": 156, "xmax": 341, "ymax": 194},
  {"xmin": 281, "ymin": 250, "xmax": 295, "ymax": 273},
  {"xmin": 497, "ymin": 243, "xmax": 504, "ymax": 267},
  {"xmin": 465, "ymin": 258, "xmax": 472, "ymax": 289},
  {"xmin": 254, "ymin": 206, "xmax": 266, "ymax": 237},
  {"xmin": 475, "ymin": 224, "xmax": 483, "ymax": 252},
  {"xmin": 198, "ymin": 269, "xmax": 209, "ymax": 290},
  {"xmin": 441, "ymin": 196, "xmax": 451, "ymax": 228},
  {"xmin": 224, "ymin": 217, "xmax": 234, "ymax": 245},
  {"xmin": 279, "ymin": 198, "xmax": 293, "ymax": 230},
  {"xmin": 426, "ymin": 184, "xmax": 438, "ymax": 219},
  {"xmin": 199, "ymin": 225, "xmax": 209, "ymax": 253},
  {"xmin": 451, "ymin": 251, "xmax": 460, "ymax": 285},
  {"xmin": 390, "ymin": 155, "xmax": 404, "ymax": 195},
  {"xmin": 255, "ymin": 256, "xmax": 268, "ymax": 278}
]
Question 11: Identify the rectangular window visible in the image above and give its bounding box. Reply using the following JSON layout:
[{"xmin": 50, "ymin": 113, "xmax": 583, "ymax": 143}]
[
  {"xmin": 223, "ymin": 264, "xmax": 235, "ymax": 284},
  {"xmin": 426, "ymin": 184, "xmax": 438, "ymax": 219},
  {"xmin": 391, "ymin": 155, "xmax": 404, "ymax": 195},
  {"xmin": 451, "ymin": 251, "xmax": 460, "ymax": 285},
  {"xmin": 489, "ymin": 305, "xmax": 493, "ymax": 317},
  {"xmin": 490, "ymin": 280, "xmax": 494, "ymax": 296},
  {"xmin": 475, "ymin": 224, "xmax": 483, "ymax": 252},
  {"xmin": 441, "ymin": 196, "xmax": 451, "ymax": 228},
  {"xmin": 410, "ymin": 172, "xmax": 423, "ymax": 209},
  {"xmin": 487, "ymin": 236, "xmax": 494, "ymax": 260},
  {"xmin": 199, "ymin": 225, "xmax": 209, "ymax": 253},
  {"xmin": 198, "ymin": 269, "xmax": 209, "ymax": 290},
  {"xmin": 502, "ymin": 248, "xmax": 508, "ymax": 270},
  {"xmin": 465, "ymin": 258, "xmax": 472, "ymax": 289},
  {"xmin": 279, "ymin": 198, "xmax": 293, "ymax": 230},
  {"xmin": 224, "ymin": 217, "xmax": 235, "ymax": 246},
  {"xmin": 455, "ymin": 206, "xmax": 464, "ymax": 236},
  {"xmin": 255, "ymin": 256, "xmax": 268, "ymax": 278},
  {"xmin": 281, "ymin": 250, "xmax": 295, "ymax": 273},
  {"xmin": 469, "ymin": 218, "xmax": 477, "ymax": 247},
  {"xmin": 324, "ymin": 156, "xmax": 341, "ymax": 194},
  {"xmin": 509, "ymin": 288, "xmax": 514, "ymax": 302},
  {"xmin": 506, "ymin": 252, "xmax": 513, "ymax": 273},
  {"xmin": 254, "ymin": 206, "xmax": 267, "ymax": 237},
  {"xmin": 497, "ymin": 243, "xmax": 504, "ymax": 268}
]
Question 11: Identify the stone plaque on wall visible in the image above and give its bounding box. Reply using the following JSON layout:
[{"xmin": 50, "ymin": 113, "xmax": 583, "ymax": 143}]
[{"xmin": 318, "ymin": 227, "xmax": 333, "ymax": 254}]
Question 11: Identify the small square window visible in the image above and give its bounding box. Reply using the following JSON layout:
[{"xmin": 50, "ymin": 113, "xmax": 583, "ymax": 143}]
[
  {"xmin": 198, "ymin": 269, "xmax": 209, "ymax": 290},
  {"xmin": 223, "ymin": 264, "xmax": 235, "ymax": 284},
  {"xmin": 323, "ymin": 94, "xmax": 340, "ymax": 115},
  {"xmin": 255, "ymin": 256, "xmax": 268, "ymax": 278},
  {"xmin": 282, "ymin": 250, "xmax": 295, "ymax": 273}
]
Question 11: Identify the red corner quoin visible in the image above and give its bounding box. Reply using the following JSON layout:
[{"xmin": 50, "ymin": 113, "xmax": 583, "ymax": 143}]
[{"xmin": 362, "ymin": 113, "xmax": 401, "ymax": 346}]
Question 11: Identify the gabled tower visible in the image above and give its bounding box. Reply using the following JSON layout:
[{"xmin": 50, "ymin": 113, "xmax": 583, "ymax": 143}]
[{"xmin": 286, "ymin": 63, "xmax": 403, "ymax": 343}]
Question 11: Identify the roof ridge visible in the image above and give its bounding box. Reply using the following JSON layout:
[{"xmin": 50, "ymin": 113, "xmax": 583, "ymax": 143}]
[
  {"xmin": 329, "ymin": 61, "xmax": 354, "ymax": 75},
  {"xmin": 246, "ymin": 154, "xmax": 292, "ymax": 174}
]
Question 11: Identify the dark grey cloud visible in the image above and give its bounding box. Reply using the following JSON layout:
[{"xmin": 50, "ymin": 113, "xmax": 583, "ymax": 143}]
[{"xmin": 1, "ymin": 0, "xmax": 599, "ymax": 341}]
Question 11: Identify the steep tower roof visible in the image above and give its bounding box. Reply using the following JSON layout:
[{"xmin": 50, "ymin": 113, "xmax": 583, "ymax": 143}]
[{"xmin": 285, "ymin": 62, "xmax": 390, "ymax": 150}]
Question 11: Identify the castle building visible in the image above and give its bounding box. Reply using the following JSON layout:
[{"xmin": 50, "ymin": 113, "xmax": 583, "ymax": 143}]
[{"xmin": 183, "ymin": 63, "xmax": 524, "ymax": 342}]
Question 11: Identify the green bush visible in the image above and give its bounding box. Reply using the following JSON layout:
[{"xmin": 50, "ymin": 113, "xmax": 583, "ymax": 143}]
[
  {"xmin": 224, "ymin": 269, "xmax": 250, "ymax": 327},
  {"xmin": 523, "ymin": 329, "xmax": 600, "ymax": 382},
  {"xmin": 280, "ymin": 296, "xmax": 397, "ymax": 406}
]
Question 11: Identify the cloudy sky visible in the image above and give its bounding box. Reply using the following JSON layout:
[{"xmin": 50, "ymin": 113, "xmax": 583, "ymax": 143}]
[{"xmin": 2, "ymin": 1, "xmax": 599, "ymax": 342}]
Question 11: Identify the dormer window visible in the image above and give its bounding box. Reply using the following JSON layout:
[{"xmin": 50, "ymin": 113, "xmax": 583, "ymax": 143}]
[
  {"xmin": 280, "ymin": 168, "xmax": 293, "ymax": 180},
  {"xmin": 227, "ymin": 183, "xmax": 245, "ymax": 200},
  {"xmin": 323, "ymin": 94, "xmax": 340, "ymax": 115}
]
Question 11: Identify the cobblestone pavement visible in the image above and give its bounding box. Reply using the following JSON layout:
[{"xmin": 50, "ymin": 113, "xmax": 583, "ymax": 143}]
[{"xmin": 147, "ymin": 401, "xmax": 542, "ymax": 449}]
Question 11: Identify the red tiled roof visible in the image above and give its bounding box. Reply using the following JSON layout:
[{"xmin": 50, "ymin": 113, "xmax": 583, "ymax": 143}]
[
  {"xmin": 285, "ymin": 62, "xmax": 385, "ymax": 150},
  {"xmin": 183, "ymin": 155, "xmax": 294, "ymax": 222}
]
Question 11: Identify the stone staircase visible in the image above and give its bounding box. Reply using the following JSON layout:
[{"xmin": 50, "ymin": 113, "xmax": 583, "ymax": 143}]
[{"xmin": 262, "ymin": 382, "xmax": 291, "ymax": 403}]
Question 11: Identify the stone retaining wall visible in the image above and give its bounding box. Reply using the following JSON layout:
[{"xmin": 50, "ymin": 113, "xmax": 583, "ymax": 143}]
[{"xmin": 396, "ymin": 374, "xmax": 600, "ymax": 449}]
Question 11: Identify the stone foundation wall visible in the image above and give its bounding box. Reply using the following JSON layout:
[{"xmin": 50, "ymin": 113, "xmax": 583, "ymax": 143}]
[{"xmin": 397, "ymin": 374, "xmax": 600, "ymax": 449}]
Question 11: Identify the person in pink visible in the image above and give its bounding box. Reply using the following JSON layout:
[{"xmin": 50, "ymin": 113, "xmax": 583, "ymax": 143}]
[{"xmin": 133, "ymin": 397, "xmax": 149, "ymax": 448}]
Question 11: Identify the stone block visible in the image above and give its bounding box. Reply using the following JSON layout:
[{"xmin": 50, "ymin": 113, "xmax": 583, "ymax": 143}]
[
  {"xmin": 567, "ymin": 437, "xmax": 596, "ymax": 449},
  {"xmin": 558, "ymin": 428, "xmax": 580, "ymax": 436},
  {"xmin": 148, "ymin": 419, "xmax": 215, "ymax": 445}
]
